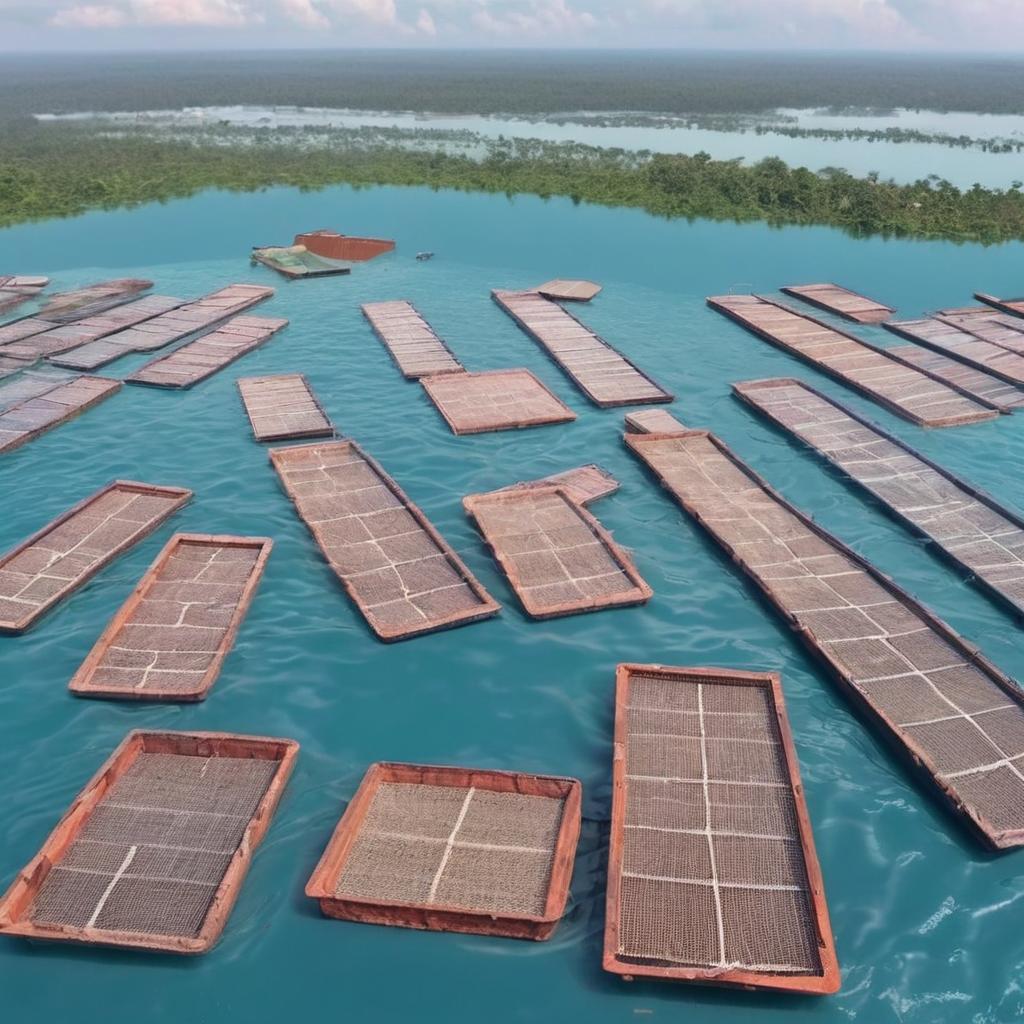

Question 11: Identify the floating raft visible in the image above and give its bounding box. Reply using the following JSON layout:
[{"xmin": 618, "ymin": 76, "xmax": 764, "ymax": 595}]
[
  {"xmin": 0, "ymin": 730, "xmax": 297, "ymax": 954},
  {"xmin": 420, "ymin": 368, "xmax": 575, "ymax": 435},
  {"xmin": 604, "ymin": 664, "xmax": 839, "ymax": 992},
  {"xmin": 464, "ymin": 485, "xmax": 652, "ymax": 619},
  {"xmin": 503, "ymin": 464, "xmax": 619, "ymax": 506},
  {"xmin": 940, "ymin": 310, "xmax": 1024, "ymax": 352},
  {"xmin": 38, "ymin": 278, "xmax": 152, "ymax": 323},
  {"xmin": 708, "ymin": 294, "xmax": 998, "ymax": 427},
  {"xmin": 0, "ymin": 369, "xmax": 74, "ymax": 413},
  {"xmin": 69, "ymin": 534, "xmax": 271, "ymax": 702},
  {"xmin": 237, "ymin": 374, "xmax": 333, "ymax": 442},
  {"xmin": 884, "ymin": 317, "xmax": 1024, "ymax": 387},
  {"xmin": 626, "ymin": 429, "xmax": 1024, "ymax": 850},
  {"xmin": 781, "ymin": 283, "xmax": 895, "ymax": 324},
  {"xmin": 0, "ymin": 480, "xmax": 191, "ymax": 634},
  {"xmin": 885, "ymin": 344, "xmax": 1024, "ymax": 413},
  {"xmin": 127, "ymin": 316, "xmax": 288, "ymax": 389},
  {"xmin": 270, "ymin": 440, "xmax": 500, "ymax": 641},
  {"xmin": 1, "ymin": 295, "xmax": 185, "ymax": 364},
  {"xmin": 52, "ymin": 285, "xmax": 275, "ymax": 372},
  {"xmin": 977, "ymin": 293, "xmax": 1024, "ymax": 319},
  {"xmin": 0, "ymin": 316, "xmax": 59, "ymax": 349},
  {"xmin": 361, "ymin": 301, "xmax": 464, "ymax": 379},
  {"xmin": 624, "ymin": 408, "xmax": 688, "ymax": 433},
  {"xmin": 294, "ymin": 229, "xmax": 395, "ymax": 263},
  {"xmin": 535, "ymin": 279, "xmax": 602, "ymax": 302},
  {"xmin": 493, "ymin": 290, "xmax": 672, "ymax": 408},
  {"xmin": 735, "ymin": 378, "xmax": 1024, "ymax": 616},
  {"xmin": 0, "ymin": 275, "xmax": 48, "ymax": 315},
  {"xmin": 306, "ymin": 762, "xmax": 581, "ymax": 940},
  {"xmin": 0, "ymin": 374, "xmax": 120, "ymax": 455},
  {"xmin": 252, "ymin": 245, "xmax": 352, "ymax": 279}
]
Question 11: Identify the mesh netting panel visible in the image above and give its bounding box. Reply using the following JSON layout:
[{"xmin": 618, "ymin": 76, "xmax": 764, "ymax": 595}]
[
  {"xmin": 335, "ymin": 782, "xmax": 564, "ymax": 917},
  {"xmin": 617, "ymin": 673, "xmax": 820, "ymax": 974},
  {"xmin": 29, "ymin": 753, "xmax": 276, "ymax": 937}
]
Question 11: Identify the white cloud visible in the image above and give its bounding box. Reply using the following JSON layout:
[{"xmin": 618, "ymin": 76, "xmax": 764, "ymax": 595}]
[
  {"xmin": 470, "ymin": 0, "xmax": 600, "ymax": 35},
  {"xmin": 278, "ymin": 0, "xmax": 329, "ymax": 27},
  {"xmin": 131, "ymin": 0, "xmax": 259, "ymax": 25},
  {"xmin": 415, "ymin": 5, "xmax": 436, "ymax": 33},
  {"xmin": 325, "ymin": 0, "xmax": 396, "ymax": 25},
  {"xmin": 49, "ymin": 4, "xmax": 129, "ymax": 26}
]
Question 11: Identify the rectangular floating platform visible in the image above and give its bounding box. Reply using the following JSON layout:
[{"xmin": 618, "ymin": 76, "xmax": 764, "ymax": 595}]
[
  {"xmin": 0, "ymin": 355, "xmax": 34, "ymax": 380},
  {"xmin": 126, "ymin": 316, "xmax": 288, "ymax": 389},
  {"xmin": 252, "ymin": 245, "xmax": 352, "ymax": 279},
  {"xmin": 361, "ymin": 301, "xmax": 464, "ymax": 379},
  {"xmin": 884, "ymin": 318, "xmax": 1024, "ymax": 387},
  {"xmin": 780, "ymin": 283, "xmax": 895, "ymax": 324},
  {"xmin": 237, "ymin": 374, "xmax": 333, "ymax": 442},
  {"xmin": 52, "ymin": 285, "xmax": 275, "ymax": 372},
  {"xmin": 503, "ymin": 464, "xmax": 619, "ymax": 507},
  {"xmin": 626, "ymin": 429, "xmax": 1024, "ymax": 850},
  {"xmin": 0, "ymin": 480, "xmax": 192, "ymax": 634},
  {"xmin": 0, "ymin": 368, "xmax": 74, "ymax": 413},
  {"xmin": 0, "ymin": 729, "xmax": 297, "ymax": 954},
  {"xmin": 604, "ymin": 664, "xmax": 839, "ymax": 993},
  {"xmin": 885, "ymin": 344, "xmax": 1024, "ymax": 413},
  {"xmin": 464, "ymin": 485, "xmax": 652, "ymax": 619},
  {"xmin": 306, "ymin": 762, "xmax": 581, "ymax": 940},
  {"xmin": 625, "ymin": 408, "xmax": 688, "ymax": 434},
  {"xmin": 420, "ymin": 368, "xmax": 576, "ymax": 435},
  {"xmin": 492, "ymin": 290, "xmax": 672, "ymax": 408},
  {"xmin": 2, "ymin": 296, "xmax": 185, "ymax": 364},
  {"xmin": 39, "ymin": 279, "xmax": 153, "ymax": 323},
  {"xmin": 69, "ymin": 534, "xmax": 271, "ymax": 702},
  {"xmin": 0, "ymin": 374, "xmax": 121, "ymax": 455},
  {"xmin": 734, "ymin": 378, "xmax": 1024, "ymax": 617},
  {"xmin": 270, "ymin": 440, "xmax": 500, "ymax": 641},
  {"xmin": 707, "ymin": 294, "xmax": 998, "ymax": 427},
  {"xmin": 940, "ymin": 311, "xmax": 1024, "ymax": 354},
  {"xmin": 535, "ymin": 279, "xmax": 602, "ymax": 302},
  {"xmin": 0, "ymin": 275, "xmax": 48, "ymax": 314},
  {"xmin": 0, "ymin": 316, "xmax": 58, "ymax": 348},
  {"xmin": 977, "ymin": 293, "xmax": 1024, "ymax": 319}
]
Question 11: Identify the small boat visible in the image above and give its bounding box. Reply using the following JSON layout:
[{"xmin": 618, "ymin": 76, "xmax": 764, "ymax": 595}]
[{"xmin": 416, "ymin": 251, "xmax": 434, "ymax": 261}]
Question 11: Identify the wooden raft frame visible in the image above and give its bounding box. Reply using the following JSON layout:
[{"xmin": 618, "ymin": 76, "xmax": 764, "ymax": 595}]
[
  {"xmin": 492, "ymin": 290, "xmax": 673, "ymax": 409},
  {"xmin": 236, "ymin": 373, "xmax": 335, "ymax": 443},
  {"xmin": 707, "ymin": 295, "xmax": 999, "ymax": 427},
  {"xmin": 69, "ymin": 533, "xmax": 272, "ymax": 702},
  {"xmin": 463, "ymin": 484, "xmax": 652, "ymax": 619},
  {"xmin": 361, "ymin": 301, "xmax": 465, "ymax": 380},
  {"xmin": 977, "ymin": 292, "xmax": 1024, "ymax": 319},
  {"xmin": 306, "ymin": 762, "xmax": 582, "ymax": 940},
  {"xmin": 0, "ymin": 480, "xmax": 192, "ymax": 634},
  {"xmin": 269, "ymin": 439, "xmax": 501, "ymax": 641},
  {"xmin": 604, "ymin": 663, "xmax": 840, "ymax": 993},
  {"xmin": 625, "ymin": 429, "xmax": 1024, "ymax": 850},
  {"xmin": 780, "ymin": 282, "xmax": 895, "ymax": 324},
  {"xmin": 733, "ymin": 377, "xmax": 1024, "ymax": 618},
  {"xmin": 0, "ymin": 729, "xmax": 299, "ymax": 954}
]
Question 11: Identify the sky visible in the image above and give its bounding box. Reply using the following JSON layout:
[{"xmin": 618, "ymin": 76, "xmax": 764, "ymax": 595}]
[{"xmin": 2, "ymin": 0, "xmax": 1024, "ymax": 51}]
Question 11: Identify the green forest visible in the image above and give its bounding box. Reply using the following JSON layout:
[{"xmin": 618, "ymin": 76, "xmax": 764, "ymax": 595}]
[{"xmin": 2, "ymin": 118, "xmax": 1024, "ymax": 244}]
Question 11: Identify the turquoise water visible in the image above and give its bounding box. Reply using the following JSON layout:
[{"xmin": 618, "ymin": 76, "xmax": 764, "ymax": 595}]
[{"xmin": 2, "ymin": 185, "xmax": 1024, "ymax": 1023}]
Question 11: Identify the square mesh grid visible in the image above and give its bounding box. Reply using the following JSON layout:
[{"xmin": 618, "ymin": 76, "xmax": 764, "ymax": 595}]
[
  {"xmin": 626, "ymin": 429, "xmax": 1024, "ymax": 850},
  {"xmin": 271, "ymin": 440, "xmax": 498, "ymax": 640},
  {"xmin": 611, "ymin": 669, "xmax": 826, "ymax": 981},
  {"xmin": 26, "ymin": 750, "xmax": 278, "ymax": 941}
]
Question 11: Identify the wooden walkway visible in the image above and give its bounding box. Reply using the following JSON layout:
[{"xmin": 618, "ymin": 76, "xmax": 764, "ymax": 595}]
[
  {"xmin": 885, "ymin": 318, "xmax": 1024, "ymax": 387},
  {"xmin": 270, "ymin": 440, "xmax": 500, "ymax": 641},
  {"xmin": 237, "ymin": 374, "xmax": 333, "ymax": 442},
  {"xmin": 493, "ymin": 290, "xmax": 672, "ymax": 408},
  {"xmin": 464, "ymin": 485, "xmax": 651, "ymax": 619},
  {"xmin": 0, "ymin": 374, "xmax": 120, "ymax": 454},
  {"xmin": 127, "ymin": 316, "xmax": 287, "ymax": 389},
  {"xmin": 69, "ymin": 534, "xmax": 271, "ymax": 701},
  {"xmin": 977, "ymin": 293, "xmax": 1024, "ymax": 318},
  {"xmin": 781, "ymin": 283, "xmax": 895, "ymax": 324},
  {"xmin": 53, "ymin": 284, "xmax": 274, "ymax": 371},
  {"xmin": 708, "ymin": 294, "xmax": 998, "ymax": 427},
  {"xmin": 361, "ymin": 301, "xmax": 464, "ymax": 379},
  {"xmin": 0, "ymin": 480, "xmax": 191, "ymax": 633},
  {"xmin": 886, "ymin": 344, "xmax": 1024, "ymax": 412},
  {"xmin": 421, "ymin": 368, "xmax": 575, "ymax": 435},
  {"xmin": 627, "ymin": 428, "xmax": 1024, "ymax": 850},
  {"xmin": 1, "ymin": 295, "xmax": 184, "ymax": 364},
  {"xmin": 605, "ymin": 664, "xmax": 839, "ymax": 993},
  {"xmin": 735, "ymin": 378, "xmax": 1024, "ymax": 617}
]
